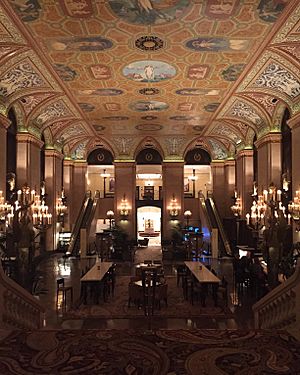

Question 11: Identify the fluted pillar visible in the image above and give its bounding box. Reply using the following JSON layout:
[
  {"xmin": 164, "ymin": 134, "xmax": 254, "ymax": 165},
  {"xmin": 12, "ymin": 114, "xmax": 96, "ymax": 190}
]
[
  {"xmin": 63, "ymin": 159, "xmax": 74, "ymax": 231},
  {"xmin": 44, "ymin": 149, "xmax": 63, "ymax": 251},
  {"xmin": 255, "ymin": 133, "xmax": 282, "ymax": 190},
  {"xmin": 0, "ymin": 114, "xmax": 10, "ymax": 198},
  {"xmin": 16, "ymin": 133, "xmax": 43, "ymax": 189},
  {"xmin": 211, "ymin": 161, "xmax": 226, "ymax": 218},
  {"xmin": 72, "ymin": 161, "xmax": 88, "ymax": 228},
  {"xmin": 224, "ymin": 159, "xmax": 236, "ymax": 217},
  {"xmin": 288, "ymin": 113, "xmax": 300, "ymax": 242},
  {"xmin": 113, "ymin": 161, "xmax": 136, "ymax": 239},
  {"xmin": 236, "ymin": 149, "xmax": 254, "ymax": 217},
  {"xmin": 162, "ymin": 161, "xmax": 184, "ymax": 240}
]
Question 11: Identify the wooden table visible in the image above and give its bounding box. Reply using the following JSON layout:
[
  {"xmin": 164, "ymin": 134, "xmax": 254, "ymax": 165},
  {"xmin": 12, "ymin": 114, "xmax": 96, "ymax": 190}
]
[
  {"xmin": 185, "ymin": 261, "xmax": 221, "ymax": 284},
  {"xmin": 81, "ymin": 261, "xmax": 112, "ymax": 282},
  {"xmin": 81, "ymin": 261, "xmax": 112, "ymax": 303}
]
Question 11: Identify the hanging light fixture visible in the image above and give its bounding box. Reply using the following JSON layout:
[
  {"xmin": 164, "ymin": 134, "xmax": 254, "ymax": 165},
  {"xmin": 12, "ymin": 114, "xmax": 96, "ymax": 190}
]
[
  {"xmin": 119, "ymin": 194, "xmax": 130, "ymax": 219},
  {"xmin": 168, "ymin": 194, "xmax": 180, "ymax": 219},
  {"xmin": 100, "ymin": 169, "xmax": 111, "ymax": 178}
]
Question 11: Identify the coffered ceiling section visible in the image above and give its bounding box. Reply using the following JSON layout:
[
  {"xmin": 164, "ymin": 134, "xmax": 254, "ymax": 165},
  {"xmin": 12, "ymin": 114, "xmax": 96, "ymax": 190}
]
[{"xmin": 0, "ymin": 0, "xmax": 300, "ymax": 160}]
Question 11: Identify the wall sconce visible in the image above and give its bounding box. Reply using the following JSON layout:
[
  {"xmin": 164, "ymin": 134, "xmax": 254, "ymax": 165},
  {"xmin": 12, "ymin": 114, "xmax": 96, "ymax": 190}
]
[
  {"xmin": 168, "ymin": 194, "xmax": 180, "ymax": 219},
  {"xmin": 56, "ymin": 188, "xmax": 67, "ymax": 223},
  {"xmin": 184, "ymin": 210, "xmax": 192, "ymax": 227},
  {"xmin": 231, "ymin": 190, "xmax": 242, "ymax": 218},
  {"xmin": 119, "ymin": 194, "xmax": 130, "ymax": 219},
  {"xmin": 106, "ymin": 210, "xmax": 114, "ymax": 230}
]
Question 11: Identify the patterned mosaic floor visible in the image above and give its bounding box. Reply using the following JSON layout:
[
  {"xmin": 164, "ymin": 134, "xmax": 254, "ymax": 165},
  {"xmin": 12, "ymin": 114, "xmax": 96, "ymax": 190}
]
[{"xmin": 0, "ymin": 329, "xmax": 299, "ymax": 374}]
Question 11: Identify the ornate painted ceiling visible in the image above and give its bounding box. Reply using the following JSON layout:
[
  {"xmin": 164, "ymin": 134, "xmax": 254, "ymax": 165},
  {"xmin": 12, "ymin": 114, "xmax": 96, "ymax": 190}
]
[{"xmin": 0, "ymin": 0, "xmax": 300, "ymax": 161}]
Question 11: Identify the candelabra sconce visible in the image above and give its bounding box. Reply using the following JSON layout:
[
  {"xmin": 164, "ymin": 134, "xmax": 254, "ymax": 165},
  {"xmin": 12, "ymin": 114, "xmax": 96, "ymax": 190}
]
[
  {"xmin": 56, "ymin": 188, "xmax": 67, "ymax": 224},
  {"xmin": 106, "ymin": 210, "xmax": 114, "ymax": 230},
  {"xmin": 184, "ymin": 210, "xmax": 192, "ymax": 227},
  {"xmin": 168, "ymin": 194, "xmax": 180, "ymax": 219},
  {"xmin": 119, "ymin": 194, "xmax": 130, "ymax": 220},
  {"xmin": 100, "ymin": 169, "xmax": 111, "ymax": 198},
  {"xmin": 288, "ymin": 189, "xmax": 300, "ymax": 231},
  {"xmin": 231, "ymin": 190, "xmax": 242, "ymax": 218},
  {"xmin": 0, "ymin": 190, "xmax": 13, "ymax": 228}
]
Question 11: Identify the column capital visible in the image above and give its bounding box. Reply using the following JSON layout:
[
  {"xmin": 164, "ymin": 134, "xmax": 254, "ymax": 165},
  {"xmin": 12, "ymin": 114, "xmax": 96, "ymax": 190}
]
[
  {"xmin": 254, "ymin": 132, "xmax": 282, "ymax": 149},
  {"xmin": 162, "ymin": 160, "xmax": 185, "ymax": 167},
  {"xmin": 288, "ymin": 112, "xmax": 300, "ymax": 130},
  {"xmin": 16, "ymin": 132, "xmax": 44, "ymax": 148},
  {"xmin": 224, "ymin": 159, "xmax": 236, "ymax": 167},
  {"xmin": 63, "ymin": 159, "xmax": 74, "ymax": 167},
  {"xmin": 236, "ymin": 149, "xmax": 254, "ymax": 160},
  {"xmin": 73, "ymin": 160, "xmax": 88, "ymax": 168},
  {"xmin": 210, "ymin": 160, "xmax": 225, "ymax": 168},
  {"xmin": 44, "ymin": 149, "xmax": 64, "ymax": 160},
  {"xmin": 0, "ymin": 113, "xmax": 11, "ymax": 129}
]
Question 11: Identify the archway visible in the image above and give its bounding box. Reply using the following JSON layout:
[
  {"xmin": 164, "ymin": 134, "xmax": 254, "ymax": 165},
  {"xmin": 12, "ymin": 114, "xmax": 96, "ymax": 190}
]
[{"xmin": 137, "ymin": 206, "xmax": 161, "ymax": 246}]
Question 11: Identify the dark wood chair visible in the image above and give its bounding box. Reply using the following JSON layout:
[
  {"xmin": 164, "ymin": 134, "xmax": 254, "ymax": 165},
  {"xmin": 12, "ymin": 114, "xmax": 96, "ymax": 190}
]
[{"xmin": 56, "ymin": 278, "xmax": 73, "ymax": 309}]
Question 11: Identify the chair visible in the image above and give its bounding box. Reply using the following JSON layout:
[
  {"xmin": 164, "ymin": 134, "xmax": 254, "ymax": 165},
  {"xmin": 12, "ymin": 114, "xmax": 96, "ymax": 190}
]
[
  {"xmin": 144, "ymin": 260, "xmax": 152, "ymax": 265},
  {"xmin": 153, "ymin": 260, "xmax": 162, "ymax": 265},
  {"xmin": 56, "ymin": 278, "xmax": 73, "ymax": 309},
  {"xmin": 155, "ymin": 283, "xmax": 168, "ymax": 309},
  {"xmin": 176, "ymin": 265, "xmax": 187, "ymax": 286}
]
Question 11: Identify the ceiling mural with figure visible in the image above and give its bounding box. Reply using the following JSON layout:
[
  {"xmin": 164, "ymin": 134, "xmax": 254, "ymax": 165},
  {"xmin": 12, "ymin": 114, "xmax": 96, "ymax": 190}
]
[{"xmin": 0, "ymin": 0, "xmax": 299, "ymax": 160}]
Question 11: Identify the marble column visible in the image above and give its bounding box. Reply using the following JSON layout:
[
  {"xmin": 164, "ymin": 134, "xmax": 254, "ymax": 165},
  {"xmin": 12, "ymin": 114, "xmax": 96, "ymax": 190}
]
[
  {"xmin": 16, "ymin": 133, "xmax": 43, "ymax": 190},
  {"xmin": 63, "ymin": 159, "xmax": 74, "ymax": 232},
  {"xmin": 224, "ymin": 159, "xmax": 236, "ymax": 217},
  {"xmin": 0, "ymin": 114, "xmax": 10, "ymax": 198},
  {"xmin": 162, "ymin": 161, "xmax": 184, "ymax": 240},
  {"xmin": 72, "ymin": 161, "xmax": 88, "ymax": 228},
  {"xmin": 255, "ymin": 133, "xmax": 282, "ymax": 190},
  {"xmin": 288, "ymin": 113, "xmax": 300, "ymax": 242},
  {"xmin": 235, "ymin": 149, "xmax": 254, "ymax": 217},
  {"xmin": 211, "ymin": 161, "xmax": 226, "ymax": 218},
  {"xmin": 113, "ymin": 161, "xmax": 136, "ymax": 239},
  {"xmin": 44, "ymin": 149, "xmax": 63, "ymax": 251}
]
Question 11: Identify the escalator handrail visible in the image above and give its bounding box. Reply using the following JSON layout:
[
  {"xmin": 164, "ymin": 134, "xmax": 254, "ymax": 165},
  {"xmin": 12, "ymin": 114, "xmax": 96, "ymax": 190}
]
[
  {"xmin": 67, "ymin": 190, "xmax": 92, "ymax": 255},
  {"xmin": 198, "ymin": 193, "xmax": 213, "ymax": 231},
  {"xmin": 85, "ymin": 190, "xmax": 100, "ymax": 231},
  {"xmin": 208, "ymin": 197, "xmax": 232, "ymax": 256}
]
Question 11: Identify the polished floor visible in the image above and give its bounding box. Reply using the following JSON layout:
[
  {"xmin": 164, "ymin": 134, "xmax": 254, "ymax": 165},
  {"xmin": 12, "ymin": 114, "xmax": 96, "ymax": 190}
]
[{"xmin": 35, "ymin": 246, "xmax": 256, "ymax": 330}]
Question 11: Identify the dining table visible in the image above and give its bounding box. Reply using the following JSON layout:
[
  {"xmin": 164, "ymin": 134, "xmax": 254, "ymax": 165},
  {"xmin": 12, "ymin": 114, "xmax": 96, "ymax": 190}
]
[
  {"xmin": 80, "ymin": 261, "xmax": 112, "ymax": 303},
  {"xmin": 184, "ymin": 261, "xmax": 221, "ymax": 284}
]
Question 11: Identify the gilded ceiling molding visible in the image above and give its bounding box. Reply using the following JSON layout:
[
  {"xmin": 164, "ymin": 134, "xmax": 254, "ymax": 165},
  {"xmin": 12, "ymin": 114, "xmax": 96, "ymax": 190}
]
[
  {"xmin": 210, "ymin": 160, "xmax": 225, "ymax": 167},
  {"xmin": 18, "ymin": 92, "xmax": 59, "ymax": 120},
  {"xmin": 0, "ymin": 112, "xmax": 11, "ymax": 129},
  {"xmin": 254, "ymin": 133, "xmax": 282, "ymax": 149},
  {"xmin": 16, "ymin": 132, "xmax": 44, "ymax": 149},
  {"xmin": 0, "ymin": 5, "xmax": 26, "ymax": 44},
  {"xmin": 269, "ymin": 44, "xmax": 300, "ymax": 70},
  {"xmin": 271, "ymin": 102, "xmax": 290, "ymax": 132},
  {"xmin": 272, "ymin": 2, "xmax": 300, "ymax": 44},
  {"xmin": 222, "ymin": 120, "xmax": 250, "ymax": 138},
  {"xmin": 133, "ymin": 136, "xmax": 165, "ymax": 160},
  {"xmin": 235, "ymin": 93, "xmax": 272, "ymax": 126},
  {"xmin": 208, "ymin": 122, "xmax": 242, "ymax": 146}
]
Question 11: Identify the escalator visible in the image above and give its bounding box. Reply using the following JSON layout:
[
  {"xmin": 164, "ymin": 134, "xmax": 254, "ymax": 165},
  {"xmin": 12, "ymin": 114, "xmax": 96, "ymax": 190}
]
[
  {"xmin": 198, "ymin": 193, "xmax": 232, "ymax": 257},
  {"xmin": 67, "ymin": 190, "xmax": 98, "ymax": 256},
  {"xmin": 205, "ymin": 197, "xmax": 232, "ymax": 257}
]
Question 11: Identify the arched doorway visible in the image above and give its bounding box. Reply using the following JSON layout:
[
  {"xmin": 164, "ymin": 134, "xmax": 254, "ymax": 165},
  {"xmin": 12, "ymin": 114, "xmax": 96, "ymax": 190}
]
[{"xmin": 137, "ymin": 206, "xmax": 161, "ymax": 246}]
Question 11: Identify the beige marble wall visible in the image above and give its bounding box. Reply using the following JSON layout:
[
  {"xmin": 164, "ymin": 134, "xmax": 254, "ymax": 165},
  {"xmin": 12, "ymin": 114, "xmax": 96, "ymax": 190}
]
[
  {"xmin": 236, "ymin": 150, "xmax": 254, "ymax": 217},
  {"xmin": 16, "ymin": 133, "xmax": 43, "ymax": 190},
  {"xmin": 162, "ymin": 161, "xmax": 184, "ymax": 240},
  {"xmin": 255, "ymin": 133, "xmax": 282, "ymax": 190},
  {"xmin": 114, "ymin": 161, "xmax": 136, "ymax": 239}
]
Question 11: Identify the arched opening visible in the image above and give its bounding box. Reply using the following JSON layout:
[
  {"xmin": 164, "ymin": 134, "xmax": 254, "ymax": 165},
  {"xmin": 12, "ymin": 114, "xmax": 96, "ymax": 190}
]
[
  {"xmin": 136, "ymin": 148, "xmax": 163, "ymax": 246},
  {"xmin": 137, "ymin": 206, "xmax": 161, "ymax": 247}
]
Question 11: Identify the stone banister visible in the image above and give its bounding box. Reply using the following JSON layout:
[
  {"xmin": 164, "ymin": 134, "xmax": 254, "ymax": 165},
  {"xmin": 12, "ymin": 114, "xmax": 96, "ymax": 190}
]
[
  {"xmin": 253, "ymin": 260, "xmax": 300, "ymax": 333},
  {"xmin": 0, "ymin": 265, "xmax": 45, "ymax": 329}
]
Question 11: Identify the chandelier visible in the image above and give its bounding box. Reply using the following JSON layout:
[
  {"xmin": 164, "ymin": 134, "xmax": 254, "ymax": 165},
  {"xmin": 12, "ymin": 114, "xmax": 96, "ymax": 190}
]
[
  {"xmin": 288, "ymin": 189, "xmax": 300, "ymax": 231},
  {"xmin": 231, "ymin": 190, "xmax": 242, "ymax": 218}
]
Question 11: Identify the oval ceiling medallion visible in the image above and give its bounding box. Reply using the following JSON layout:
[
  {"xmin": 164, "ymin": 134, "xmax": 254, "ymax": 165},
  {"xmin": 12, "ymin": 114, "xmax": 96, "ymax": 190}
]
[
  {"xmin": 130, "ymin": 100, "xmax": 169, "ymax": 112},
  {"xmin": 108, "ymin": 0, "xmax": 191, "ymax": 25},
  {"xmin": 123, "ymin": 60, "xmax": 176, "ymax": 83},
  {"xmin": 169, "ymin": 115, "xmax": 192, "ymax": 121},
  {"xmin": 141, "ymin": 115, "xmax": 158, "ymax": 121},
  {"xmin": 136, "ymin": 124, "xmax": 163, "ymax": 131},
  {"xmin": 135, "ymin": 36, "xmax": 164, "ymax": 51},
  {"xmin": 204, "ymin": 103, "xmax": 220, "ymax": 112},
  {"xmin": 102, "ymin": 116, "xmax": 129, "ymax": 121},
  {"xmin": 93, "ymin": 125, "xmax": 106, "ymax": 132},
  {"xmin": 78, "ymin": 88, "xmax": 123, "ymax": 96},
  {"xmin": 193, "ymin": 125, "xmax": 205, "ymax": 132},
  {"xmin": 78, "ymin": 103, "xmax": 95, "ymax": 112},
  {"xmin": 139, "ymin": 88, "xmax": 160, "ymax": 96}
]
